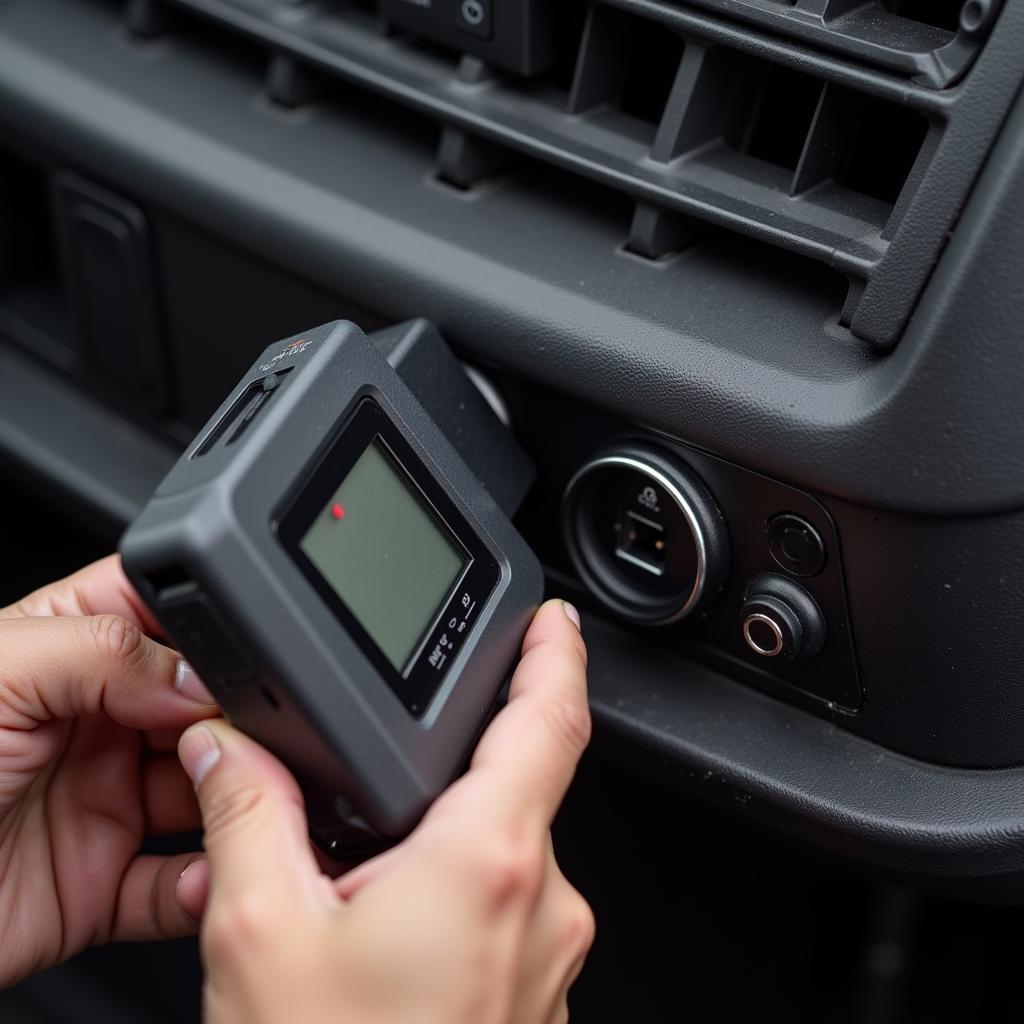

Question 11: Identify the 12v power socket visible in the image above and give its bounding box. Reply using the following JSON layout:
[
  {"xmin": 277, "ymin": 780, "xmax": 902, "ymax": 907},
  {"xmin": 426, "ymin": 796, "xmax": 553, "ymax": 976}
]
[{"xmin": 562, "ymin": 443, "xmax": 730, "ymax": 624}]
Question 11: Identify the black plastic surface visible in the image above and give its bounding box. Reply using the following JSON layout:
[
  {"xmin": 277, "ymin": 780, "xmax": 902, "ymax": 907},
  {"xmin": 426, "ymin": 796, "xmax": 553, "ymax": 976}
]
[
  {"xmin": 371, "ymin": 318, "xmax": 535, "ymax": 518},
  {"xmin": 52, "ymin": 172, "xmax": 167, "ymax": 412},
  {"xmin": 617, "ymin": 0, "xmax": 1003, "ymax": 88},
  {"xmin": 582, "ymin": 609, "xmax": 1024, "ymax": 896},
  {"xmin": 0, "ymin": 342, "xmax": 177, "ymax": 535}
]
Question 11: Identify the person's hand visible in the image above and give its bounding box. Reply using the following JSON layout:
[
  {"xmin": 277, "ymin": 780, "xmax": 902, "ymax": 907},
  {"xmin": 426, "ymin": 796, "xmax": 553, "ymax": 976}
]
[
  {"xmin": 179, "ymin": 598, "xmax": 593, "ymax": 1024},
  {"xmin": 0, "ymin": 556, "xmax": 218, "ymax": 989}
]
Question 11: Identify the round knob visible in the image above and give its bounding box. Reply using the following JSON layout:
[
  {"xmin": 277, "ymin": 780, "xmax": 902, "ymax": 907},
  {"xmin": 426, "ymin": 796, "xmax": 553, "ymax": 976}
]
[
  {"xmin": 562, "ymin": 444, "xmax": 730, "ymax": 624},
  {"xmin": 766, "ymin": 513, "xmax": 826, "ymax": 577},
  {"xmin": 740, "ymin": 574, "xmax": 825, "ymax": 662}
]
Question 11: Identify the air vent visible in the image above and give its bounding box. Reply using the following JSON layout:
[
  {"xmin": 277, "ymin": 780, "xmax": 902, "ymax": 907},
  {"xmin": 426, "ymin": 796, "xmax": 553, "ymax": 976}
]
[
  {"xmin": 659, "ymin": 0, "xmax": 1003, "ymax": 88},
  {"xmin": 115, "ymin": 0, "xmax": 1011, "ymax": 347}
]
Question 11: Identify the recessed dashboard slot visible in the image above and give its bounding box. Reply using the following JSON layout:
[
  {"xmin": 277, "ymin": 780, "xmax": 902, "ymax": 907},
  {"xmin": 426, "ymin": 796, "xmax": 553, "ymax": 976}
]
[{"xmin": 0, "ymin": 149, "xmax": 73, "ymax": 364}]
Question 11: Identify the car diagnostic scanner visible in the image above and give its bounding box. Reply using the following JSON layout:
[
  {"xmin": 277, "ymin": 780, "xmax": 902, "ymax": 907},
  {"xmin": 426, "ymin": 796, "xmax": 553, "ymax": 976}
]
[{"xmin": 121, "ymin": 320, "xmax": 543, "ymax": 856}]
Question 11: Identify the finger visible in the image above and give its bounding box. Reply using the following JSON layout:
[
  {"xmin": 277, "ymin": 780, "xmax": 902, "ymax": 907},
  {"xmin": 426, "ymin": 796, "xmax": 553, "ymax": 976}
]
[
  {"xmin": 0, "ymin": 554, "xmax": 162, "ymax": 634},
  {"xmin": 179, "ymin": 720, "xmax": 323, "ymax": 915},
  {"xmin": 143, "ymin": 755, "xmax": 202, "ymax": 835},
  {"xmin": 177, "ymin": 856, "xmax": 210, "ymax": 923},
  {"xmin": 0, "ymin": 615, "xmax": 217, "ymax": 731},
  {"xmin": 428, "ymin": 600, "xmax": 590, "ymax": 833},
  {"xmin": 110, "ymin": 852, "xmax": 204, "ymax": 942}
]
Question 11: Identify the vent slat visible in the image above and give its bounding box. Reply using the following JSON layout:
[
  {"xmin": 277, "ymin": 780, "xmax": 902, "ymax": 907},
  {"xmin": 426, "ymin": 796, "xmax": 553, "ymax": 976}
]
[{"xmin": 122, "ymin": 0, "xmax": 1002, "ymax": 347}]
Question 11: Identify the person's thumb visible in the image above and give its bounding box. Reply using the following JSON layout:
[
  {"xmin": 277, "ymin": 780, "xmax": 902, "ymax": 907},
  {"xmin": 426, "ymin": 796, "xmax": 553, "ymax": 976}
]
[{"xmin": 178, "ymin": 720, "xmax": 321, "ymax": 918}]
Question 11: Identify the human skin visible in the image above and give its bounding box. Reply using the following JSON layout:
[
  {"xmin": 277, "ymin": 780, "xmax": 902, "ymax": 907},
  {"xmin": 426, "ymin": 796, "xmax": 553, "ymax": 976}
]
[
  {"xmin": 0, "ymin": 555, "xmax": 214, "ymax": 988},
  {"xmin": 179, "ymin": 599, "xmax": 594, "ymax": 1024},
  {"xmin": 0, "ymin": 556, "xmax": 594, "ymax": 1021}
]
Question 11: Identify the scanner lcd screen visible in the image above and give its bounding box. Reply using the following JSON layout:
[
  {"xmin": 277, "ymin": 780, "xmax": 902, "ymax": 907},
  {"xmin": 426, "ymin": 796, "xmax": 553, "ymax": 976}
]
[{"xmin": 299, "ymin": 438, "xmax": 467, "ymax": 672}]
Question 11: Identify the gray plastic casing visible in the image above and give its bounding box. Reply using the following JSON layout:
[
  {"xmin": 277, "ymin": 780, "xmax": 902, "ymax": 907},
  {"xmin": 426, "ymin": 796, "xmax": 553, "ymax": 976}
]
[{"xmin": 120, "ymin": 320, "xmax": 543, "ymax": 842}]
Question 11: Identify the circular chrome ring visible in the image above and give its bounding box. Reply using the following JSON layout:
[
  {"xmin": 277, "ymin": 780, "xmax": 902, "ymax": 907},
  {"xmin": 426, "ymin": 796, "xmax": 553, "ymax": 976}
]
[
  {"xmin": 562, "ymin": 453, "xmax": 709, "ymax": 625},
  {"xmin": 742, "ymin": 613, "xmax": 785, "ymax": 658}
]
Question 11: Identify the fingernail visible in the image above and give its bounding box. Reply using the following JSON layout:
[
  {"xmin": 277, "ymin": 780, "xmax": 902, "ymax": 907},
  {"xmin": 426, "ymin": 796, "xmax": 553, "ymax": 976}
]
[
  {"xmin": 562, "ymin": 601, "xmax": 582, "ymax": 631},
  {"xmin": 176, "ymin": 660, "xmax": 217, "ymax": 705},
  {"xmin": 177, "ymin": 858, "xmax": 208, "ymax": 924},
  {"xmin": 179, "ymin": 726, "xmax": 221, "ymax": 788}
]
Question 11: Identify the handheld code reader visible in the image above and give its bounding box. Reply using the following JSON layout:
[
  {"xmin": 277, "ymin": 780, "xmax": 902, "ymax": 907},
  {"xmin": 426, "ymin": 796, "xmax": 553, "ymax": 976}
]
[{"xmin": 121, "ymin": 320, "xmax": 543, "ymax": 857}]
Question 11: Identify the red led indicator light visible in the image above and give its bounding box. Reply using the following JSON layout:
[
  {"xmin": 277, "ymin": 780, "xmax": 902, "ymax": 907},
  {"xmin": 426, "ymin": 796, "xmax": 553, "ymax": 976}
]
[{"xmin": 331, "ymin": 503, "xmax": 346, "ymax": 521}]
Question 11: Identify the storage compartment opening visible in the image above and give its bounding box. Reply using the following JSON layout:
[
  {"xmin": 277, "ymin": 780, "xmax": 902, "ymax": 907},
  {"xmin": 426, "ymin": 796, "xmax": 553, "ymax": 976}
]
[{"xmin": 0, "ymin": 150, "xmax": 73, "ymax": 360}]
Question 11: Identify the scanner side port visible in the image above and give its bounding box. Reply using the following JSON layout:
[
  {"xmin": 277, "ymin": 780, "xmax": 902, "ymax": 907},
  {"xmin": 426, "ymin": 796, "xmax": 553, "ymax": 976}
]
[{"xmin": 192, "ymin": 367, "xmax": 293, "ymax": 458}]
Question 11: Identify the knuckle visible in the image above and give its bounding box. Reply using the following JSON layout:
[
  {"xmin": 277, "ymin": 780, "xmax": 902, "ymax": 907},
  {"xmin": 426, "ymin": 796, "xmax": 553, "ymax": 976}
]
[
  {"xmin": 202, "ymin": 893, "xmax": 275, "ymax": 962},
  {"xmin": 201, "ymin": 911, "xmax": 234, "ymax": 963},
  {"xmin": 560, "ymin": 889, "xmax": 596, "ymax": 956},
  {"xmin": 85, "ymin": 613, "xmax": 145, "ymax": 667},
  {"xmin": 469, "ymin": 833, "xmax": 546, "ymax": 906}
]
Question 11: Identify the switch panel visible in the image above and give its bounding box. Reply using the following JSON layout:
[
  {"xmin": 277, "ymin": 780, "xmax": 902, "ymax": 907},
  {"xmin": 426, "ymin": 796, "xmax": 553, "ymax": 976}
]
[{"xmin": 378, "ymin": 0, "xmax": 554, "ymax": 76}]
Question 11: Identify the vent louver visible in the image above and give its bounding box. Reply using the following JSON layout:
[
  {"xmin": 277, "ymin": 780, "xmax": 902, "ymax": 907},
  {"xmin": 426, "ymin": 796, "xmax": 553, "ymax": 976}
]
[
  {"xmin": 657, "ymin": 0, "xmax": 1002, "ymax": 88},
  {"xmin": 119, "ymin": 0, "xmax": 1014, "ymax": 348}
]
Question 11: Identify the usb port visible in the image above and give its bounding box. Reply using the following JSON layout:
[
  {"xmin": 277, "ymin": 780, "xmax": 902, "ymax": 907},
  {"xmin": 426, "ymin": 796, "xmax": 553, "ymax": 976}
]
[{"xmin": 614, "ymin": 509, "xmax": 667, "ymax": 576}]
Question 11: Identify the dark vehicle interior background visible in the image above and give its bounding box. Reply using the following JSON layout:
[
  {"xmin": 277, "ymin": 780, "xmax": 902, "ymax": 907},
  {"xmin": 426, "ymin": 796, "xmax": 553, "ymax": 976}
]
[{"xmin": 2, "ymin": 0, "xmax": 1024, "ymax": 1020}]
